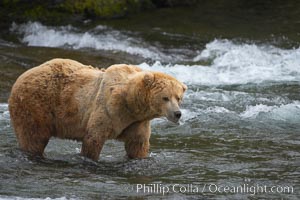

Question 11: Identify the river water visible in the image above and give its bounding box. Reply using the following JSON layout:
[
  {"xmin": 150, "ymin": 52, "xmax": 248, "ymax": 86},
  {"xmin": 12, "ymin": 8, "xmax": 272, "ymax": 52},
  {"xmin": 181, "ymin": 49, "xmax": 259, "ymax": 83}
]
[{"xmin": 0, "ymin": 3, "xmax": 300, "ymax": 200}]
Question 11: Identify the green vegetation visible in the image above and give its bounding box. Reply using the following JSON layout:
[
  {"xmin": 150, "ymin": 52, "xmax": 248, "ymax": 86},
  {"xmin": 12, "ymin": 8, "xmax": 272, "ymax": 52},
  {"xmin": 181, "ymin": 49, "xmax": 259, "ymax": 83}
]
[
  {"xmin": 61, "ymin": 0, "xmax": 154, "ymax": 18},
  {"xmin": 0, "ymin": 0, "xmax": 197, "ymax": 25}
]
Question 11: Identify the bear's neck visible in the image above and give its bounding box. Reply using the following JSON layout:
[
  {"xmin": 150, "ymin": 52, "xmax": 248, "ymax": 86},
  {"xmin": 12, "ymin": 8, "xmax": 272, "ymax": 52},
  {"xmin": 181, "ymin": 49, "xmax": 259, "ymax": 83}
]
[{"xmin": 125, "ymin": 84, "xmax": 154, "ymax": 121}]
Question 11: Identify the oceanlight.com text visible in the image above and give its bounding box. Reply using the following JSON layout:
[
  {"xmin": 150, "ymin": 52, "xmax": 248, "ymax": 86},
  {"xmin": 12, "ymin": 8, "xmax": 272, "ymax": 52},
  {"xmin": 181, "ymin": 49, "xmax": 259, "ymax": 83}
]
[{"xmin": 124, "ymin": 183, "xmax": 294, "ymax": 196}]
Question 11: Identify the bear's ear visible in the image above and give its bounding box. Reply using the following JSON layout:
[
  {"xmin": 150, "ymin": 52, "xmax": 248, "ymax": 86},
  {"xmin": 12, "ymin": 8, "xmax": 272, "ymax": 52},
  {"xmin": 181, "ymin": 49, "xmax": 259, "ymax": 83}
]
[
  {"xmin": 182, "ymin": 83, "xmax": 187, "ymax": 92},
  {"xmin": 143, "ymin": 72, "xmax": 154, "ymax": 88}
]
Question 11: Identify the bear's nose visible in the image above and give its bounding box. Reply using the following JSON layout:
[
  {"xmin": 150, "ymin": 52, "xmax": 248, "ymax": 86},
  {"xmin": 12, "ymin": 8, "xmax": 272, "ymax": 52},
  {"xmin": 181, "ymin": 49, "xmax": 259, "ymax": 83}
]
[{"xmin": 174, "ymin": 111, "xmax": 182, "ymax": 119}]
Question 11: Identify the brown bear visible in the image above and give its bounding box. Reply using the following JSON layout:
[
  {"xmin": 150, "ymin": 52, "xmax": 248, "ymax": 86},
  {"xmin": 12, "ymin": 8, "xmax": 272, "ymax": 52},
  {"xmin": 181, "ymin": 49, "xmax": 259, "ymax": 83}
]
[{"xmin": 8, "ymin": 59, "xmax": 187, "ymax": 161}]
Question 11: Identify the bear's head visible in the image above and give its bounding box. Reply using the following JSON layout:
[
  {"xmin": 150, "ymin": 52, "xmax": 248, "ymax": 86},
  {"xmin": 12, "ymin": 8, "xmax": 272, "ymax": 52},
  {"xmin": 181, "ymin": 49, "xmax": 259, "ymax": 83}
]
[{"xmin": 141, "ymin": 71, "xmax": 187, "ymax": 123}]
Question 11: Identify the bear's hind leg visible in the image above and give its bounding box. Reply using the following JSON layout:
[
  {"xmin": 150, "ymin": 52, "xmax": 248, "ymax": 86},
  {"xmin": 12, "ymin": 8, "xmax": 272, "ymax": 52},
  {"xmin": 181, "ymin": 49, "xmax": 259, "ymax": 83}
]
[
  {"xmin": 9, "ymin": 96, "xmax": 52, "ymax": 157},
  {"xmin": 15, "ymin": 124, "xmax": 51, "ymax": 157}
]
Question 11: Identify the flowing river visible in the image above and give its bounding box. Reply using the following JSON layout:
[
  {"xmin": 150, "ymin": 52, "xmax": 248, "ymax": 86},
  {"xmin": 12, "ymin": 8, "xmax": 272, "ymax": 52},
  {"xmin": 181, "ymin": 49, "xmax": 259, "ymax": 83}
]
[{"xmin": 0, "ymin": 3, "xmax": 300, "ymax": 200}]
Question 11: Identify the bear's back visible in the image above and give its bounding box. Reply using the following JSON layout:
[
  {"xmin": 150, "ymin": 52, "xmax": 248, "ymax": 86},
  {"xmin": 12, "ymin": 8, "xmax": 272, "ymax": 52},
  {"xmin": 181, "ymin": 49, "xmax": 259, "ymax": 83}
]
[
  {"xmin": 9, "ymin": 59, "xmax": 101, "ymax": 124},
  {"xmin": 103, "ymin": 64, "xmax": 142, "ymax": 86}
]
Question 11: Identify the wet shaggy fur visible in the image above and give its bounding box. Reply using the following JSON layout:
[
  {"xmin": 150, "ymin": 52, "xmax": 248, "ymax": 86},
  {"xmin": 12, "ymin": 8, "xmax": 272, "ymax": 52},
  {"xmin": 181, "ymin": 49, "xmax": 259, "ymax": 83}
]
[{"xmin": 9, "ymin": 59, "xmax": 187, "ymax": 161}]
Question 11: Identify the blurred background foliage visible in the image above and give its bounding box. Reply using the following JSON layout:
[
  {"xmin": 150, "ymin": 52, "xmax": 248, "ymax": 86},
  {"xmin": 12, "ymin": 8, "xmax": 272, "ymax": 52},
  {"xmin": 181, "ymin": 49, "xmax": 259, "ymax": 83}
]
[{"xmin": 0, "ymin": 0, "xmax": 197, "ymax": 23}]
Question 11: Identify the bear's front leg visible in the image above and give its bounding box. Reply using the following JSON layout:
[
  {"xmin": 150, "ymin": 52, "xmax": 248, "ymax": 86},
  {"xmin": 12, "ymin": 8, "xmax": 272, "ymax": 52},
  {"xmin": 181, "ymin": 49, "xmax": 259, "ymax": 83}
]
[
  {"xmin": 120, "ymin": 121, "xmax": 151, "ymax": 159},
  {"xmin": 81, "ymin": 134, "xmax": 106, "ymax": 161}
]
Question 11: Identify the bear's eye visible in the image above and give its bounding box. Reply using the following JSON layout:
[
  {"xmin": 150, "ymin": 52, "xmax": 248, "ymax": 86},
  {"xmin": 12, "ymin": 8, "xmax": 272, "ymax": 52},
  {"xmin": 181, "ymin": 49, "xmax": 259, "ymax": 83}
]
[{"xmin": 162, "ymin": 97, "xmax": 169, "ymax": 102}]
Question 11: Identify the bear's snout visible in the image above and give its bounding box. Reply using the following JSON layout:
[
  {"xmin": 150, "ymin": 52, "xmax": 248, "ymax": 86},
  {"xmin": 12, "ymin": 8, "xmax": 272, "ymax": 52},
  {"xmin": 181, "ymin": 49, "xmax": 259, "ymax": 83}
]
[{"xmin": 174, "ymin": 111, "xmax": 182, "ymax": 119}]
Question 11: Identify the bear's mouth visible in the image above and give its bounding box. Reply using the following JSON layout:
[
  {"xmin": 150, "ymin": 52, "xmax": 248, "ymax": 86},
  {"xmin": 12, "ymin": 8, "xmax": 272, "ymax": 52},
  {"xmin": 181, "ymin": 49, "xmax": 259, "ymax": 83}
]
[
  {"xmin": 165, "ymin": 109, "xmax": 182, "ymax": 124},
  {"xmin": 166, "ymin": 115, "xmax": 181, "ymax": 124}
]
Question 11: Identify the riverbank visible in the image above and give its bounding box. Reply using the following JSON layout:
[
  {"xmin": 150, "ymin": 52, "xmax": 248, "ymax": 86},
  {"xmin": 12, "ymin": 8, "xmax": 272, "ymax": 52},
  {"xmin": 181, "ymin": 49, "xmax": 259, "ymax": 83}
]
[
  {"xmin": 2, "ymin": 1, "xmax": 300, "ymax": 46},
  {"xmin": 0, "ymin": 0, "xmax": 196, "ymax": 26}
]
